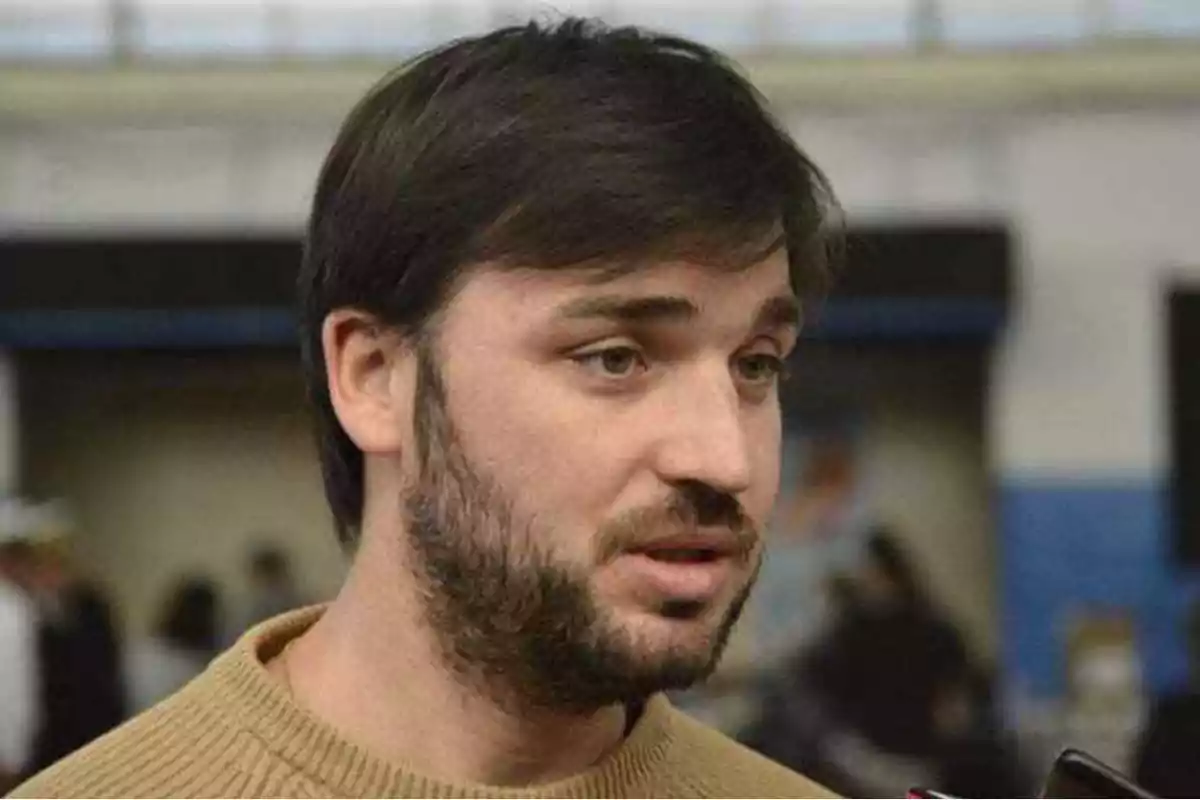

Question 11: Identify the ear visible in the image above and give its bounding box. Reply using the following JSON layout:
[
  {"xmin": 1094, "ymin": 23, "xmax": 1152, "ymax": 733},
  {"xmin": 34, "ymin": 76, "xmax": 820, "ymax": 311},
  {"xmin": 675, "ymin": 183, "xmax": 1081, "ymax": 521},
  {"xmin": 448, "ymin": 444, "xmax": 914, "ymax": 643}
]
[{"xmin": 322, "ymin": 309, "xmax": 413, "ymax": 455}]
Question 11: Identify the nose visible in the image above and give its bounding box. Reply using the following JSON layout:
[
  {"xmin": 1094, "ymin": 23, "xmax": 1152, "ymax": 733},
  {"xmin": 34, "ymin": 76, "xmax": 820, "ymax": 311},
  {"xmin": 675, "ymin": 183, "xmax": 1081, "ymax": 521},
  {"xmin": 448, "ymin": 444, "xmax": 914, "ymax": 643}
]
[{"xmin": 652, "ymin": 366, "xmax": 753, "ymax": 497}]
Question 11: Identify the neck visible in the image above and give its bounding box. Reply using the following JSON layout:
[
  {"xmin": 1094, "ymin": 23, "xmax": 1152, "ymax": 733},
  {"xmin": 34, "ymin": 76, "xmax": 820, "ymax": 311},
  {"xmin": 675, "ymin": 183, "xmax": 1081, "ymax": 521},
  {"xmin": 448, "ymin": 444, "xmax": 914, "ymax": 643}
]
[{"xmin": 272, "ymin": 531, "xmax": 628, "ymax": 787}]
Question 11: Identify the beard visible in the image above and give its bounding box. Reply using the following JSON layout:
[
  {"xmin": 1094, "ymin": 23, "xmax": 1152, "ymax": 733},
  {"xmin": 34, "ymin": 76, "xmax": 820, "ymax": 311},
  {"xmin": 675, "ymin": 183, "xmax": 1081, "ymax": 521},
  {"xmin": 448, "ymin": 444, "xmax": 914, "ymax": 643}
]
[{"xmin": 402, "ymin": 341, "xmax": 762, "ymax": 713}]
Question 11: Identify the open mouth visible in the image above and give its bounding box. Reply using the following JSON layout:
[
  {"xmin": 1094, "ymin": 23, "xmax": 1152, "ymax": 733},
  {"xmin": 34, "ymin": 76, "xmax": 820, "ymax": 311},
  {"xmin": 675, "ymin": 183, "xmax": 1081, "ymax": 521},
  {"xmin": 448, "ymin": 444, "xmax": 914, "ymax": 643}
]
[
  {"xmin": 620, "ymin": 540, "xmax": 740, "ymax": 600},
  {"xmin": 640, "ymin": 548, "xmax": 721, "ymax": 563}
]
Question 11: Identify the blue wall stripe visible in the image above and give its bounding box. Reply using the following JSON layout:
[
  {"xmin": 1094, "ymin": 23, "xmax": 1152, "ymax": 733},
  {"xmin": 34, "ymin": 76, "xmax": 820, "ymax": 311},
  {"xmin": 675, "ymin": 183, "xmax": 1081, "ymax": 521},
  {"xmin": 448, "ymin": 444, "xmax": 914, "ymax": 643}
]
[
  {"xmin": 1000, "ymin": 479, "xmax": 1200, "ymax": 699},
  {"xmin": 0, "ymin": 298, "xmax": 1006, "ymax": 349}
]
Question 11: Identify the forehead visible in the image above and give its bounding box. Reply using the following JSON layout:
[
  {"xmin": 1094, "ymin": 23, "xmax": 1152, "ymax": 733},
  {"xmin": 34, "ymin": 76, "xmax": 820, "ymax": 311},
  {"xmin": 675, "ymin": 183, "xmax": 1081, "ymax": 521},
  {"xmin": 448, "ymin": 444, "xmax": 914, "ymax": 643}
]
[{"xmin": 446, "ymin": 250, "xmax": 793, "ymax": 331}]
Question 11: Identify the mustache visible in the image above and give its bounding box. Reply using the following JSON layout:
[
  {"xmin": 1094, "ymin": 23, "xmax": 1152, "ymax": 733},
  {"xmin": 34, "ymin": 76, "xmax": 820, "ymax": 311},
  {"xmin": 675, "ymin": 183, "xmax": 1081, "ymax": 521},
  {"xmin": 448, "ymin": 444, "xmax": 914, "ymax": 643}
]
[{"xmin": 596, "ymin": 482, "xmax": 759, "ymax": 563}]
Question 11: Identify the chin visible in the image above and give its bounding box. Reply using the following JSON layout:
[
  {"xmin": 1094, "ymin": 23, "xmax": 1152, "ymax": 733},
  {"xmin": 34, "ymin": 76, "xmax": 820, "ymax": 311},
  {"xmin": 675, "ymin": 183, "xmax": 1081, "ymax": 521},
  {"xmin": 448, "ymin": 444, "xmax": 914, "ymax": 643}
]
[
  {"xmin": 620, "ymin": 601, "xmax": 739, "ymax": 666},
  {"xmin": 626, "ymin": 636, "xmax": 727, "ymax": 695}
]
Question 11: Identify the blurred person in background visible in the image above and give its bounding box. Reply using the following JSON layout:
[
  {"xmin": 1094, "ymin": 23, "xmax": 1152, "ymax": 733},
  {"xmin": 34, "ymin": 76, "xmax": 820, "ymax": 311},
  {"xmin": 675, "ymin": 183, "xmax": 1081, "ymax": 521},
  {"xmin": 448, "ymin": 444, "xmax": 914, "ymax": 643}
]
[
  {"xmin": 0, "ymin": 528, "xmax": 39, "ymax": 792},
  {"xmin": 815, "ymin": 525, "xmax": 970, "ymax": 760},
  {"xmin": 929, "ymin": 661, "xmax": 1028, "ymax": 797},
  {"xmin": 740, "ymin": 572, "xmax": 884, "ymax": 795},
  {"xmin": 13, "ymin": 16, "xmax": 842, "ymax": 799},
  {"xmin": 21, "ymin": 528, "xmax": 126, "ymax": 774},
  {"xmin": 126, "ymin": 576, "xmax": 221, "ymax": 714},
  {"xmin": 1133, "ymin": 600, "xmax": 1200, "ymax": 796},
  {"xmin": 742, "ymin": 525, "xmax": 1024, "ymax": 796},
  {"xmin": 242, "ymin": 544, "xmax": 307, "ymax": 630}
]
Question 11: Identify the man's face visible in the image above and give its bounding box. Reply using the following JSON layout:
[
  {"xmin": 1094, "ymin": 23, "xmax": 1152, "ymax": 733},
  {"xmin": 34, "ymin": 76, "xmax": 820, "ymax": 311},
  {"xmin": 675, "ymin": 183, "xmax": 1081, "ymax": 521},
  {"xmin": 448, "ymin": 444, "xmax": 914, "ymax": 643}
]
[{"xmin": 402, "ymin": 251, "xmax": 799, "ymax": 711}]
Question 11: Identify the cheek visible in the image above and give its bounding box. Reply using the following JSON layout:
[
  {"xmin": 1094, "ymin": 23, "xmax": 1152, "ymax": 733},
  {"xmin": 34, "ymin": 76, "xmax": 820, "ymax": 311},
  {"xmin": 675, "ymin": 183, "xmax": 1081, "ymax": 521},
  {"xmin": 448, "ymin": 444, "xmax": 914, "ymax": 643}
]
[
  {"xmin": 745, "ymin": 413, "xmax": 783, "ymax": 525},
  {"xmin": 445, "ymin": 363, "xmax": 634, "ymax": 526}
]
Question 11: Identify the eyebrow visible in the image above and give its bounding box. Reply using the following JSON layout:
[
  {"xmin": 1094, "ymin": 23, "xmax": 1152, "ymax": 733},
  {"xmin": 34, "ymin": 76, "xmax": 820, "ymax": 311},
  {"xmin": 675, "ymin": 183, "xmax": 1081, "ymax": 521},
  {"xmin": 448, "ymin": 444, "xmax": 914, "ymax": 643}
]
[
  {"xmin": 555, "ymin": 294, "xmax": 698, "ymax": 324},
  {"xmin": 754, "ymin": 294, "xmax": 803, "ymax": 333},
  {"xmin": 554, "ymin": 292, "xmax": 802, "ymax": 331}
]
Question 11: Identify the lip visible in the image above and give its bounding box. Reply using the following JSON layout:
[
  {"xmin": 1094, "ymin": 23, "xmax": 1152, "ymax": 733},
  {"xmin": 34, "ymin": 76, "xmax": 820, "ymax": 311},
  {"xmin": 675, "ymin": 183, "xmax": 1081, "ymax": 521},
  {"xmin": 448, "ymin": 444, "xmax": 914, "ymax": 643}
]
[{"xmin": 618, "ymin": 550, "xmax": 739, "ymax": 601}]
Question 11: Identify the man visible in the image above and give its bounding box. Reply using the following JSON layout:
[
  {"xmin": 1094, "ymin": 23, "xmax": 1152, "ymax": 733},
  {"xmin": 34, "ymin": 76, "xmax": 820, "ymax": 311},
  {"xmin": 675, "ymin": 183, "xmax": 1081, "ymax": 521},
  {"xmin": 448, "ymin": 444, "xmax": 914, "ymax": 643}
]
[
  {"xmin": 15, "ymin": 17, "xmax": 838, "ymax": 798},
  {"xmin": 236, "ymin": 544, "xmax": 307, "ymax": 636},
  {"xmin": 22, "ymin": 537, "xmax": 126, "ymax": 774}
]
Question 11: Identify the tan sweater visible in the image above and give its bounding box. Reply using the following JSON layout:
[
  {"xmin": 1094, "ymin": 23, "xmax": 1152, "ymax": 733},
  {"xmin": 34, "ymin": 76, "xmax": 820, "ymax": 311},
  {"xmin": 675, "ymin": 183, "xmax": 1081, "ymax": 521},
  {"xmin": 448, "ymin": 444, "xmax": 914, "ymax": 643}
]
[{"xmin": 12, "ymin": 608, "xmax": 835, "ymax": 799}]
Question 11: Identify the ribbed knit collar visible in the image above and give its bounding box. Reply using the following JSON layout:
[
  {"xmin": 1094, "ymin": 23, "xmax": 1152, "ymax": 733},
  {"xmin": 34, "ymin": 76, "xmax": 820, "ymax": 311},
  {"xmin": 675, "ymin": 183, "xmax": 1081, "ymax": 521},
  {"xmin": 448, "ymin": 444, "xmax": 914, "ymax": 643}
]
[{"xmin": 203, "ymin": 606, "xmax": 679, "ymax": 798}]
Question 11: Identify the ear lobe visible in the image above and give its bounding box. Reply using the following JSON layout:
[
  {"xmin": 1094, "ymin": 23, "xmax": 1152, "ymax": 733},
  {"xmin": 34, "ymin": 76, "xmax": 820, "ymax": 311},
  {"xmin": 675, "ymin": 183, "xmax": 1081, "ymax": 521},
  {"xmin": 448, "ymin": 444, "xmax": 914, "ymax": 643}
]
[{"xmin": 322, "ymin": 309, "xmax": 412, "ymax": 455}]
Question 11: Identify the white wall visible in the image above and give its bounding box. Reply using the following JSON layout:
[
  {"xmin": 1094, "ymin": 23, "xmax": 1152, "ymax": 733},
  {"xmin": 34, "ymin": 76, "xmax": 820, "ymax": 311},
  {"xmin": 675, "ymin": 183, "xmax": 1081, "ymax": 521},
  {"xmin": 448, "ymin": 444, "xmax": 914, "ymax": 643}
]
[
  {"xmin": 1000, "ymin": 110, "xmax": 1200, "ymax": 478},
  {"xmin": 789, "ymin": 107, "xmax": 1200, "ymax": 479},
  {"xmin": 0, "ymin": 122, "xmax": 332, "ymax": 231}
]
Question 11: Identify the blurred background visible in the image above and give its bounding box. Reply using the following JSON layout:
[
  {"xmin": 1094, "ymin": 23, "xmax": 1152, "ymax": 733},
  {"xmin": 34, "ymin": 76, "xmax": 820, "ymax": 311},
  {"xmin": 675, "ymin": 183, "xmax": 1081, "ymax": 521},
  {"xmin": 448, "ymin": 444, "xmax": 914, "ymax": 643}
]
[{"xmin": 2, "ymin": 0, "xmax": 1200, "ymax": 796}]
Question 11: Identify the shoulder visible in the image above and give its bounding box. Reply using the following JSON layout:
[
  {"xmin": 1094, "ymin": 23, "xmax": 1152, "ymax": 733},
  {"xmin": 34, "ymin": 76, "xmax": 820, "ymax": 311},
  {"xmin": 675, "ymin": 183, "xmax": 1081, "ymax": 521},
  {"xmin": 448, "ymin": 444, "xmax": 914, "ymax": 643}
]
[
  {"xmin": 11, "ymin": 689, "xmax": 247, "ymax": 798},
  {"xmin": 661, "ymin": 703, "xmax": 839, "ymax": 798}
]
